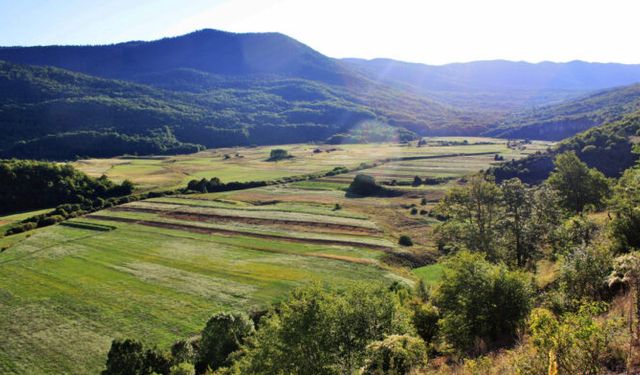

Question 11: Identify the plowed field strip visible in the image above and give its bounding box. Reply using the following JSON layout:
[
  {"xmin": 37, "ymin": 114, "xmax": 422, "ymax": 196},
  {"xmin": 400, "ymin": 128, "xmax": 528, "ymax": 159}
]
[
  {"xmin": 108, "ymin": 206, "xmax": 380, "ymax": 234},
  {"xmin": 88, "ymin": 215, "xmax": 393, "ymax": 251}
]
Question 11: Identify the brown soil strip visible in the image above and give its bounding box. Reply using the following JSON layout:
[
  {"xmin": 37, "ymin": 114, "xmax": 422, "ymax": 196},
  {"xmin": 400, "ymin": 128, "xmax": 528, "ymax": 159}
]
[
  {"xmin": 109, "ymin": 206, "xmax": 380, "ymax": 234},
  {"xmin": 88, "ymin": 214, "xmax": 393, "ymax": 251}
]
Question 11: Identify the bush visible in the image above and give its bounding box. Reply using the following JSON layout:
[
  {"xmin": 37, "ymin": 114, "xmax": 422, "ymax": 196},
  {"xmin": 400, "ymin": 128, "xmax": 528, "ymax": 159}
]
[
  {"xmin": 348, "ymin": 174, "xmax": 383, "ymax": 196},
  {"xmin": 198, "ymin": 312, "xmax": 254, "ymax": 371},
  {"xmin": 412, "ymin": 303, "xmax": 439, "ymax": 343},
  {"xmin": 559, "ymin": 243, "xmax": 613, "ymax": 303},
  {"xmin": 524, "ymin": 304, "xmax": 625, "ymax": 374},
  {"xmin": 230, "ymin": 283, "xmax": 414, "ymax": 374},
  {"xmin": 268, "ymin": 149, "xmax": 290, "ymax": 161},
  {"xmin": 363, "ymin": 335, "xmax": 428, "ymax": 375},
  {"xmin": 398, "ymin": 235, "xmax": 414, "ymax": 246},
  {"xmin": 433, "ymin": 251, "xmax": 533, "ymax": 354},
  {"xmin": 169, "ymin": 362, "xmax": 194, "ymax": 375}
]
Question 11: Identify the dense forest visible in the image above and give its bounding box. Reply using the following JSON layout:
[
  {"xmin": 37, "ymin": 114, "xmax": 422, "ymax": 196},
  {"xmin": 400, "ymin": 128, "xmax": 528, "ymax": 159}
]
[
  {"xmin": 100, "ymin": 148, "xmax": 640, "ymax": 374},
  {"xmin": 0, "ymin": 59, "xmax": 485, "ymax": 160},
  {"xmin": 485, "ymin": 83, "xmax": 640, "ymax": 140},
  {"xmin": 492, "ymin": 111, "xmax": 640, "ymax": 183},
  {"xmin": 3, "ymin": 30, "xmax": 640, "ymax": 161},
  {"xmin": 0, "ymin": 159, "xmax": 133, "ymax": 214}
]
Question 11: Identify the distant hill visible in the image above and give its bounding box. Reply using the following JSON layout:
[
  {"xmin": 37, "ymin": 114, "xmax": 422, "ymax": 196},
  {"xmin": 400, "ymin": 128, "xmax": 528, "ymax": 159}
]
[
  {"xmin": 3, "ymin": 29, "xmax": 640, "ymax": 159},
  {"xmin": 344, "ymin": 58, "xmax": 640, "ymax": 113},
  {"xmin": 0, "ymin": 60, "xmax": 486, "ymax": 159},
  {"xmin": 491, "ymin": 112, "xmax": 640, "ymax": 183},
  {"xmin": 482, "ymin": 83, "xmax": 640, "ymax": 140}
]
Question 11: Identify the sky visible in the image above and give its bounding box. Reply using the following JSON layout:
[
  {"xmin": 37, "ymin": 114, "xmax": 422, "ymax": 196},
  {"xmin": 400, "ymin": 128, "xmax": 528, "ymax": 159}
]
[{"xmin": 0, "ymin": 0, "xmax": 638, "ymax": 65}]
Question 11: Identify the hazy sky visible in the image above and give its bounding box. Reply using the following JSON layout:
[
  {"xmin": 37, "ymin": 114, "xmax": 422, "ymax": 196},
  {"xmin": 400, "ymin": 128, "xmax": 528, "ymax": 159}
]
[{"xmin": 0, "ymin": 0, "xmax": 638, "ymax": 65}]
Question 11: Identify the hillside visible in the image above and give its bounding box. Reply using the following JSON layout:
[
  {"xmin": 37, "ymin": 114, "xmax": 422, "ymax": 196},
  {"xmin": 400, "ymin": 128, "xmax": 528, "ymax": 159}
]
[
  {"xmin": 344, "ymin": 58, "xmax": 640, "ymax": 112},
  {"xmin": 0, "ymin": 29, "xmax": 355, "ymax": 85},
  {"xmin": 484, "ymin": 83, "xmax": 640, "ymax": 140},
  {"xmin": 491, "ymin": 111, "xmax": 640, "ymax": 183},
  {"xmin": 1, "ymin": 60, "xmax": 491, "ymax": 159}
]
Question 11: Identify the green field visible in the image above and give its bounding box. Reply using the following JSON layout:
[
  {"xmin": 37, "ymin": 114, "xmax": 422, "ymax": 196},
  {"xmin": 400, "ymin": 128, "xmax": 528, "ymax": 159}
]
[{"xmin": 0, "ymin": 139, "xmax": 550, "ymax": 374}]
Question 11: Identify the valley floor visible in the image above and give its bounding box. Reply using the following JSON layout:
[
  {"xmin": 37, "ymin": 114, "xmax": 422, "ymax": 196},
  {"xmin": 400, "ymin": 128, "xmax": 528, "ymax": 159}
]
[{"xmin": 0, "ymin": 138, "xmax": 548, "ymax": 374}]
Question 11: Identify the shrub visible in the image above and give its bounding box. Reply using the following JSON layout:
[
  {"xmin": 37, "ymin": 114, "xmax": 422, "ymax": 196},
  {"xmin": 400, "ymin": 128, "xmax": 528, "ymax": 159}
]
[
  {"xmin": 169, "ymin": 362, "xmax": 195, "ymax": 375},
  {"xmin": 433, "ymin": 251, "xmax": 532, "ymax": 354},
  {"xmin": 198, "ymin": 312, "xmax": 254, "ymax": 371},
  {"xmin": 363, "ymin": 335, "xmax": 428, "ymax": 375},
  {"xmin": 398, "ymin": 235, "xmax": 414, "ymax": 247},
  {"xmin": 268, "ymin": 149, "xmax": 290, "ymax": 161},
  {"xmin": 230, "ymin": 283, "xmax": 414, "ymax": 374},
  {"xmin": 348, "ymin": 174, "xmax": 383, "ymax": 196},
  {"xmin": 412, "ymin": 303, "xmax": 439, "ymax": 343},
  {"xmin": 410, "ymin": 208, "xmax": 418, "ymax": 215}
]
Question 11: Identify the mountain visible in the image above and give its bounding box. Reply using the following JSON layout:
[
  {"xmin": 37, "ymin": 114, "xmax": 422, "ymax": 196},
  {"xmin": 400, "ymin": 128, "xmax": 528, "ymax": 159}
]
[
  {"xmin": 0, "ymin": 29, "xmax": 355, "ymax": 85},
  {"xmin": 344, "ymin": 58, "xmax": 640, "ymax": 112},
  {"xmin": 491, "ymin": 112, "xmax": 640, "ymax": 183},
  {"xmin": 483, "ymin": 83, "xmax": 640, "ymax": 140},
  {"xmin": 0, "ymin": 30, "xmax": 506, "ymax": 160},
  {"xmin": 3, "ymin": 29, "xmax": 640, "ymax": 160}
]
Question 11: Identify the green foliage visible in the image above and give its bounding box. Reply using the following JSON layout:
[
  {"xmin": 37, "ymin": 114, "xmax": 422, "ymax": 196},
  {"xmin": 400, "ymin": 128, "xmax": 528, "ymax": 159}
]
[
  {"xmin": 102, "ymin": 339, "xmax": 171, "ymax": 375},
  {"xmin": 492, "ymin": 113, "xmax": 640, "ymax": 184},
  {"xmin": 525, "ymin": 304, "xmax": 624, "ymax": 375},
  {"xmin": 0, "ymin": 59, "xmax": 484, "ymax": 160},
  {"xmin": 398, "ymin": 235, "xmax": 414, "ymax": 247},
  {"xmin": 547, "ymin": 152, "xmax": 611, "ymax": 212},
  {"xmin": 230, "ymin": 282, "xmax": 413, "ymax": 374},
  {"xmin": 347, "ymin": 174, "xmax": 384, "ymax": 196},
  {"xmin": 198, "ymin": 312, "xmax": 254, "ymax": 371},
  {"xmin": 608, "ymin": 167, "xmax": 640, "ymax": 252},
  {"xmin": 433, "ymin": 252, "xmax": 533, "ymax": 354},
  {"xmin": 488, "ymin": 83, "xmax": 640, "ymax": 141},
  {"xmin": 169, "ymin": 362, "xmax": 195, "ymax": 375},
  {"xmin": 363, "ymin": 334, "xmax": 428, "ymax": 375},
  {"xmin": 267, "ymin": 149, "xmax": 290, "ymax": 161},
  {"xmin": 559, "ymin": 243, "xmax": 613, "ymax": 304},
  {"xmin": 0, "ymin": 159, "xmax": 134, "ymax": 214},
  {"xmin": 434, "ymin": 175, "xmax": 503, "ymax": 259},
  {"xmin": 411, "ymin": 302, "xmax": 440, "ymax": 343}
]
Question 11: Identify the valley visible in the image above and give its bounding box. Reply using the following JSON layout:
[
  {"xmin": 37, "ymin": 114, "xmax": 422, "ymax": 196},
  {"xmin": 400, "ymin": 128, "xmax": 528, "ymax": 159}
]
[{"xmin": 0, "ymin": 138, "xmax": 544, "ymax": 373}]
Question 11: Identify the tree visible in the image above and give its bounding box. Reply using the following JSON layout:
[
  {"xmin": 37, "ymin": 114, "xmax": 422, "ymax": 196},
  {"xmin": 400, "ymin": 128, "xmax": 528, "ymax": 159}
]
[
  {"xmin": 433, "ymin": 252, "xmax": 532, "ymax": 354},
  {"xmin": 347, "ymin": 174, "xmax": 384, "ymax": 196},
  {"xmin": 198, "ymin": 312, "xmax": 254, "ymax": 371},
  {"xmin": 102, "ymin": 339, "xmax": 170, "ymax": 375},
  {"xmin": 103, "ymin": 339, "xmax": 145, "ymax": 375},
  {"xmin": 547, "ymin": 152, "xmax": 610, "ymax": 212},
  {"xmin": 434, "ymin": 175, "xmax": 502, "ymax": 260},
  {"xmin": 363, "ymin": 335, "xmax": 428, "ymax": 375},
  {"xmin": 411, "ymin": 302, "xmax": 439, "ymax": 343},
  {"xmin": 398, "ymin": 235, "xmax": 413, "ymax": 246},
  {"xmin": 231, "ymin": 283, "xmax": 413, "ymax": 374},
  {"xmin": 527, "ymin": 304, "xmax": 622, "ymax": 375},
  {"xmin": 268, "ymin": 149, "xmax": 290, "ymax": 161},
  {"xmin": 609, "ymin": 168, "xmax": 640, "ymax": 252},
  {"xmin": 560, "ymin": 243, "xmax": 613, "ymax": 303},
  {"xmin": 608, "ymin": 252, "xmax": 640, "ymax": 342}
]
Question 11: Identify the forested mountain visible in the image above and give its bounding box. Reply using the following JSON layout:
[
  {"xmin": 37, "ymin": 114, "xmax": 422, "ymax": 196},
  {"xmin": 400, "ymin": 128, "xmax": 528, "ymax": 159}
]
[
  {"xmin": 2, "ymin": 29, "xmax": 640, "ymax": 160},
  {"xmin": 0, "ymin": 59, "xmax": 489, "ymax": 160},
  {"xmin": 484, "ymin": 83, "xmax": 640, "ymax": 140},
  {"xmin": 492, "ymin": 111, "xmax": 640, "ymax": 183},
  {"xmin": 0, "ymin": 29, "xmax": 355, "ymax": 84},
  {"xmin": 344, "ymin": 58, "xmax": 640, "ymax": 110}
]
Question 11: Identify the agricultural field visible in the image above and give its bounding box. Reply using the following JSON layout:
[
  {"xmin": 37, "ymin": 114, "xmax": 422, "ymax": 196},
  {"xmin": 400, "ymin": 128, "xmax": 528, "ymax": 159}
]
[
  {"xmin": 1, "ymin": 138, "xmax": 550, "ymax": 373},
  {"xmin": 74, "ymin": 137, "xmax": 549, "ymax": 191}
]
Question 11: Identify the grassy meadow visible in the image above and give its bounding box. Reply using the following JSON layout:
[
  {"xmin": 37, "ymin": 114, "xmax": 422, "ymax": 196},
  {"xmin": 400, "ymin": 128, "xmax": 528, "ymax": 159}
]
[{"xmin": 0, "ymin": 138, "xmax": 549, "ymax": 373}]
